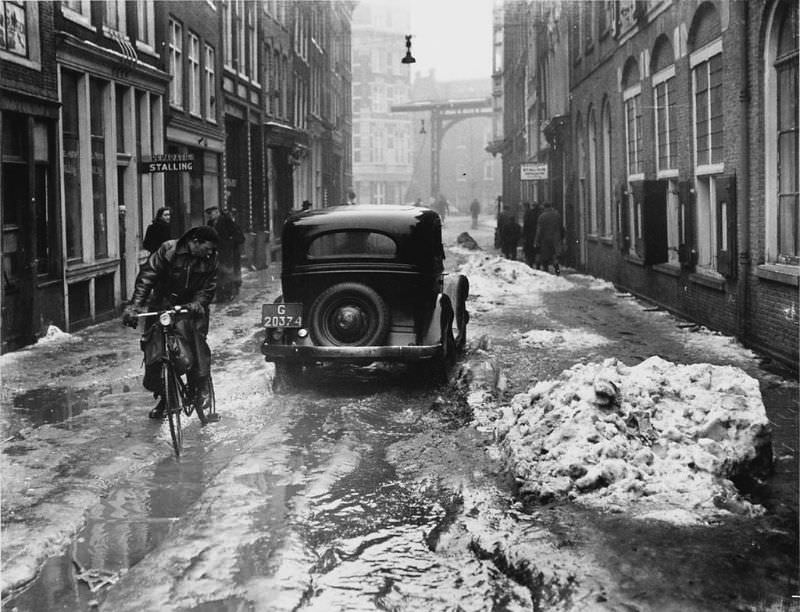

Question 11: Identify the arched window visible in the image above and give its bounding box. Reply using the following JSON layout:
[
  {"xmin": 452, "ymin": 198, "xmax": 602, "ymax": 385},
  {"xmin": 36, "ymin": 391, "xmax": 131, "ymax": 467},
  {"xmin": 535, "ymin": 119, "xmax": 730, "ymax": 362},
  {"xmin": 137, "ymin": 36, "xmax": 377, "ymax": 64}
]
[
  {"xmin": 621, "ymin": 57, "xmax": 642, "ymax": 256},
  {"xmin": 688, "ymin": 2, "xmax": 725, "ymax": 273},
  {"xmin": 651, "ymin": 35, "xmax": 677, "ymax": 174},
  {"xmin": 588, "ymin": 107, "xmax": 598, "ymax": 234},
  {"xmin": 765, "ymin": 0, "xmax": 799, "ymax": 264},
  {"xmin": 601, "ymin": 99, "xmax": 612, "ymax": 237},
  {"xmin": 622, "ymin": 57, "xmax": 642, "ymax": 178}
]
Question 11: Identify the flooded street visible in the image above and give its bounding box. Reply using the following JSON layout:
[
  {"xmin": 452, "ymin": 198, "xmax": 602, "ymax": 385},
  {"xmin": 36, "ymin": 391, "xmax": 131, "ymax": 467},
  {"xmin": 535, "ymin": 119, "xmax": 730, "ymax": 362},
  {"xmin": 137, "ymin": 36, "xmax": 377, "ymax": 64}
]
[{"xmin": 2, "ymin": 214, "xmax": 798, "ymax": 611}]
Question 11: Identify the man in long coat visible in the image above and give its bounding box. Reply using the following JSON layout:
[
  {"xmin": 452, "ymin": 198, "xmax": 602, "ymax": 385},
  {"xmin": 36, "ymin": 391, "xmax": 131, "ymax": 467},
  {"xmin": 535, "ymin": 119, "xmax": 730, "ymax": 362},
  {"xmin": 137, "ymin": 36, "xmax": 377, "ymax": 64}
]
[{"xmin": 534, "ymin": 202, "xmax": 564, "ymax": 275}]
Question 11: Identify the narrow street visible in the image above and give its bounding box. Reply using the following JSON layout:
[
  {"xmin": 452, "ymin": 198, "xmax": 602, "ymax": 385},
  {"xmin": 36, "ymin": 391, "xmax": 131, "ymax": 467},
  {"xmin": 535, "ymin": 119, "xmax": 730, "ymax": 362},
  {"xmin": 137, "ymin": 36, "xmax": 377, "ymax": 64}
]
[{"xmin": 2, "ymin": 213, "xmax": 798, "ymax": 611}]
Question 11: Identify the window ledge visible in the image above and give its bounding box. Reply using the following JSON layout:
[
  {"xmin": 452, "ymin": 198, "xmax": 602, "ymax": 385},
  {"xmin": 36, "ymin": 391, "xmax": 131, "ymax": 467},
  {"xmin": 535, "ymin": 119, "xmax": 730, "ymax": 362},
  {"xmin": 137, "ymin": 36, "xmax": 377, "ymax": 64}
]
[
  {"xmin": 653, "ymin": 262, "xmax": 681, "ymax": 277},
  {"xmin": 756, "ymin": 263, "xmax": 799, "ymax": 287},
  {"xmin": 689, "ymin": 271, "xmax": 725, "ymax": 291}
]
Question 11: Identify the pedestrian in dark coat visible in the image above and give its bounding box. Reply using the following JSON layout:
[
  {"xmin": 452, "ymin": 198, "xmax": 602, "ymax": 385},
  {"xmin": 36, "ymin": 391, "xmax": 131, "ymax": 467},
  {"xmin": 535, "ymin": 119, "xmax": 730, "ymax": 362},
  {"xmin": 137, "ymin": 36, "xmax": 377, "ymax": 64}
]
[
  {"xmin": 143, "ymin": 207, "xmax": 173, "ymax": 254},
  {"xmin": 498, "ymin": 204, "xmax": 521, "ymax": 260},
  {"xmin": 522, "ymin": 202, "xmax": 542, "ymax": 268},
  {"xmin": 206, "ymin": 206, "xmax": 245, "ymax": 301},
  {"xmin": 470, "ymin": 198, "xmax": 481, "ymax": 229},
  {"xmin": 534, "ymin": 202, "xmax": 564, "ymax": 275}
]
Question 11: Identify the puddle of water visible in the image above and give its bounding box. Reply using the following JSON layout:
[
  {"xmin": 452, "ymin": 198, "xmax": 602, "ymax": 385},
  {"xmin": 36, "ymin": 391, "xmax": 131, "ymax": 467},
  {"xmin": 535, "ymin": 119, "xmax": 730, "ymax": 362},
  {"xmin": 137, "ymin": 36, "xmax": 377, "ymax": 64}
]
[
  {"xmin": 3, "ymin": 425, "xmax": 238, "ymax": 612},
  {"xmin": 3, "ymin": 387, "xmax": 93, "ymax": 439}
]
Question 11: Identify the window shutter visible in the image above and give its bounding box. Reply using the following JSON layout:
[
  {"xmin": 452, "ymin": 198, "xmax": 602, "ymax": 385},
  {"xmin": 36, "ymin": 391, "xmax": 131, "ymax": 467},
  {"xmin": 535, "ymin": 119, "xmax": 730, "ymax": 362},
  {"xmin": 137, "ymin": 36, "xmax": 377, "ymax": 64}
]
[
  {"xmin": 678, "ymin": 180, "xmax": 697, "ymax": 271},
  {"xmin": 642, "ymin": 180, "xmax": 668, "ymax": 265},
  {"xmin": 617, "ymin": 182, "xmax": 629, "ymax": 253},
  {"xmin": 716, "ymin": 174, "xmax": 737, "ymax": 278}
]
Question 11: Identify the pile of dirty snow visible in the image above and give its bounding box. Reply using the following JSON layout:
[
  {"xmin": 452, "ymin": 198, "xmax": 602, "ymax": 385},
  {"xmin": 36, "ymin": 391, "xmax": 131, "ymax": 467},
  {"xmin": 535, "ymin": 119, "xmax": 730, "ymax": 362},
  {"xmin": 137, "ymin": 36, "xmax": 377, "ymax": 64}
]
[
  {"xmin": 494, "ymin": 356, "xmax": 771, "ymax": 524},
  {"xmin": 453, "ymin": 252, "xmax": 572, "ymax": 311}
]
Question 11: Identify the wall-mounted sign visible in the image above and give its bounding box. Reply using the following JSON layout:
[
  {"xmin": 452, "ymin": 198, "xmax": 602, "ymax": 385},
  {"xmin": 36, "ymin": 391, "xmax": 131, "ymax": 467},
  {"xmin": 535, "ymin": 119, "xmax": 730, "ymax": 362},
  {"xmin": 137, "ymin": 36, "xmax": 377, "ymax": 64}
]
[
  {"xmin": 520, "ymin": 163, "xmax": 548, "ymax": 181},
  {"xmin": 140, "ymin": 154, "xmax": 194, "ymax": 173}
]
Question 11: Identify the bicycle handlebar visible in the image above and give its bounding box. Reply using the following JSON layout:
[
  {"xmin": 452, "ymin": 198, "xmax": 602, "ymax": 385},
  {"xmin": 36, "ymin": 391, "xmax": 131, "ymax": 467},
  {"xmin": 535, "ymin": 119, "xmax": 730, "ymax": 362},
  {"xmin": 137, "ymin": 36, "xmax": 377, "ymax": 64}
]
[{"xmin": 136, "ymin": 307, "xmax": 190, "ymax": 317}]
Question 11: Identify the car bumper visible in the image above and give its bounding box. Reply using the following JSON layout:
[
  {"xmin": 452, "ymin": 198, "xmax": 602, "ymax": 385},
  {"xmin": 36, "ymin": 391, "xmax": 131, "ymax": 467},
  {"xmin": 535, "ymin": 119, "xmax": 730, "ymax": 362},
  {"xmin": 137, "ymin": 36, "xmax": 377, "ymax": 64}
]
[{"xmin": 261, "ymin": 343, "xmax": 441, "ymax": 363}]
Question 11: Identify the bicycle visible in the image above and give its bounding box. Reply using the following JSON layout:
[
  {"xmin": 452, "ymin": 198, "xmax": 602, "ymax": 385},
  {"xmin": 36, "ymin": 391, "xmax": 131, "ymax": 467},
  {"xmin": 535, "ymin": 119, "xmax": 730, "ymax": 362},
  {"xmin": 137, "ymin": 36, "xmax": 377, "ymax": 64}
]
[{"xmin": 137, "ymin": 307, "xmax": 217, "ymax": 457}]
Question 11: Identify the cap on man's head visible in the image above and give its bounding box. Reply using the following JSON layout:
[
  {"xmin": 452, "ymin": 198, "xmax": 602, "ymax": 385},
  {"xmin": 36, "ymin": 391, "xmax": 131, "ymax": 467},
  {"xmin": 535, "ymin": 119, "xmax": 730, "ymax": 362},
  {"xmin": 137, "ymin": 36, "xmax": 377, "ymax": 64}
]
[
  {"xmin": 188, "ymin": 225, "xmax": 220, "ymax": 244},
  {"xmin": 205, "ymin": 206, "xmax": 219, "ymax": 214}
]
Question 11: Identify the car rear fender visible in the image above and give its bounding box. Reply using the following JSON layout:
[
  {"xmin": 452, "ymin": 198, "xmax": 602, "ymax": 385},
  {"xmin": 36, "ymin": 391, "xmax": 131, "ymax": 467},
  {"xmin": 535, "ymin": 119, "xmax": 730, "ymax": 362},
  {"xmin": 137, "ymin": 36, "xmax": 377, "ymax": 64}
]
[{"xmin": 421, "ymin": 293, "xmax": 453, "ymax": 345}]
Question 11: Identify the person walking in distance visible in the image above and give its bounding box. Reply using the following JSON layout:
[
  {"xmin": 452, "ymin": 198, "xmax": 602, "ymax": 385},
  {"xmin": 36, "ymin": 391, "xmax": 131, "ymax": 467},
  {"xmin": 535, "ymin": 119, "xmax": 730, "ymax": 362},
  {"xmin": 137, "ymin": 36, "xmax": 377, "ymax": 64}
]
[
  {"xmin": 205, "ymin": 206, "xmax": 245, "ymax": 302},
  {"xmin": 469, "ymin": 198, "xmax": 481, "ymax": 230},
  {"xmin": 143, "ymin": 207, "xmax": 173, "ymax": 254},
  {"xmin": 534, "ymin": 202, "xmax": 564, "ymax": 275},
  {"xmin": 121, "ymin": 226, "xmax": 220, "ymax": 420}
]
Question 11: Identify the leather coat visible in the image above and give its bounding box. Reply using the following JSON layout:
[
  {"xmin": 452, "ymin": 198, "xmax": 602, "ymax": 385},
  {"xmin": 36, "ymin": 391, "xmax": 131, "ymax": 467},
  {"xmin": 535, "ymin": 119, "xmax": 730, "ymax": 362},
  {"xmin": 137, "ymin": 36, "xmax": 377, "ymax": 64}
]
[{"xmin": 131, "ymin": 232, "xmax": 218, "ymax": 336}]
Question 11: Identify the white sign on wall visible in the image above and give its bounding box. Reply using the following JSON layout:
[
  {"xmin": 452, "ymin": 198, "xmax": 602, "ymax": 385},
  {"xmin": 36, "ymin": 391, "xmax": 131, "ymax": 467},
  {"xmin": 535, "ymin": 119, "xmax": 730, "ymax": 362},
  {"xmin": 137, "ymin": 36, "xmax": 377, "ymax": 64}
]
[{"xmin": 520, "ymin": 163, "xmax": 548, "ymax": 181}]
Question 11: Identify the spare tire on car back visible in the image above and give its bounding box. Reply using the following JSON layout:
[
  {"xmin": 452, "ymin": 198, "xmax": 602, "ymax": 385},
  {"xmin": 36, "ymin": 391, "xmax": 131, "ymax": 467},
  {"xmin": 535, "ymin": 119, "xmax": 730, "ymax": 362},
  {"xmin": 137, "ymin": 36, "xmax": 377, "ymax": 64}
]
[{"xmin": 309, "ymin": 282, "xmax": 390, "ymax": 346}]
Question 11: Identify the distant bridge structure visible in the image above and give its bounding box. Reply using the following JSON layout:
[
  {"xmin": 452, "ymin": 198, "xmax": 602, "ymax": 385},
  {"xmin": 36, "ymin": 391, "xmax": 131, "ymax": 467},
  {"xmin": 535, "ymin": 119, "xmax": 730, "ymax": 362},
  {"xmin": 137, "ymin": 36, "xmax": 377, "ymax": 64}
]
[{"xmin": 391, "ymin": 97, "xmax": 492, "ymax": 201}]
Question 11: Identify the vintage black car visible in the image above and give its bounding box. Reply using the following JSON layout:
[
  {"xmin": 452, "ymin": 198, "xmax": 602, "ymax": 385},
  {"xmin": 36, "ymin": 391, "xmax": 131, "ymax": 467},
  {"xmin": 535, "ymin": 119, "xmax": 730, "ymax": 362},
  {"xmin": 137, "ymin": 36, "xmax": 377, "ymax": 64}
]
[{"xmin": 261, "ymin": 205, "xmax": 469, "ymax": 390}]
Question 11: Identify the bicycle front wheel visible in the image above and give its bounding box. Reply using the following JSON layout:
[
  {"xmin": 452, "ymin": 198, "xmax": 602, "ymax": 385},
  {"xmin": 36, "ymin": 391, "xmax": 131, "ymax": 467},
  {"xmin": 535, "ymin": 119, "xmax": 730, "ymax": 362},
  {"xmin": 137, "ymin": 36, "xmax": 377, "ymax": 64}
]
[{"xmin": 163, "ymin": 363, "xmax": 184, "ymax": 456}]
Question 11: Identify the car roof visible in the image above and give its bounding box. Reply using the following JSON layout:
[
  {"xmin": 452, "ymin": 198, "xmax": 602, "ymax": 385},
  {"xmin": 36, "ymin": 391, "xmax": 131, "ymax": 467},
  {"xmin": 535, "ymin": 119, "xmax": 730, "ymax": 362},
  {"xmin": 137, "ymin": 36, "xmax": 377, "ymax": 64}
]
[{"xmin": 287, "ymin": 204, "xmax": 439, "ymax": 232}]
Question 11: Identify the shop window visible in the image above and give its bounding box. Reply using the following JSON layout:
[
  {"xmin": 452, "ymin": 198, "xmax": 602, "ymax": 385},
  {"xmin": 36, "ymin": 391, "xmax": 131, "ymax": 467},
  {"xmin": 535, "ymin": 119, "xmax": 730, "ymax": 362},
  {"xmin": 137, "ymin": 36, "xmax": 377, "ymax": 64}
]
[
  {"xmin": 34, "ymin": 121, "xmax": 57, "ymax": 277},
  {"xmin": 90, "ymin": 78, "xmax": 108, "ymax": 259},
  {"xmin": 61, "ymin": 70, "xmax": 83, "ymax": 262}
]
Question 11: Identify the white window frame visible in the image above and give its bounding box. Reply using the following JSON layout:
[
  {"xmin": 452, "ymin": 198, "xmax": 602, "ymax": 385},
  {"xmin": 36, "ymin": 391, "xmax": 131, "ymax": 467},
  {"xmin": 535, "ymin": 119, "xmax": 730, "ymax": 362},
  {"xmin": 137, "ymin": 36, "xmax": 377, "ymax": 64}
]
[
  {"xmin": 205, "ymin": 43, "xmax": 217, "ymax": 122},
  {"xmin": 653, "ymin": 64, "xmax": 678, "ymax": 177},
  {"xmin": 223, "ymin": 0, "xmax": 233, "ymax": 71},
  {"xmin": 623, "ymin": 83, "xmax": 644, "ymax": 181},
  {"xmin": 690, "ymin": 39, "xmax": 724, "ymax": 175},
  {"xmin": 666, "ymin": 178, "xmax": 680, "ymax": 265},
  {"xmin": 61, "ymin": 0, "xmax": 91, "ymax": 29},
  {"xmin": 188, "ymin": 32, "xmax": 200, "ymax": 116},
  {"xmin": 168, "ymin": 18, "xmax": 183, "ymax": 109},
  {"xmin": 694, "ymin": 175, "xmax": 722, "ymax": 275},
  {"xmin": 102, "ymin": 0, "xmax": 126, "ymax": 34},
  {"xmin": 135, "ymin": 0, "xmax": 155, "ymax": 52},
  {"xmin": 248, "ymin": 2, "xmax": 258, "ymax": 84}
]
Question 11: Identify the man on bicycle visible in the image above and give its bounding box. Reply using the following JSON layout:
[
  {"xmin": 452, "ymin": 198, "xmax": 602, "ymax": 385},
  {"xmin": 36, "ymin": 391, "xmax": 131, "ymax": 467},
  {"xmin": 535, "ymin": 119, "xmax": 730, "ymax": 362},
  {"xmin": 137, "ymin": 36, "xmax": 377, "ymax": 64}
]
[{"xmin": 122, "ymin": 226, "xmax": 219, "ymax": 420}]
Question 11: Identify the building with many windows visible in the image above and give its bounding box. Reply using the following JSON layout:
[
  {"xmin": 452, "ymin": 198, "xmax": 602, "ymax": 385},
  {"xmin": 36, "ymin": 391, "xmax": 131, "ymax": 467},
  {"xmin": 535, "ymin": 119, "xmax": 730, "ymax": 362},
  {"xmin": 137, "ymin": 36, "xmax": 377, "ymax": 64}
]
[
  {"xmin": 495, "ymin": 0, "xmax": 798, "ymax": 366},
  {"xmin": 0, "ymin": 0, "xmax": 354, "ymax": 353},
  {"xmin": 351, "ymin": 0, "xmax": 414, "ymax": 205}
]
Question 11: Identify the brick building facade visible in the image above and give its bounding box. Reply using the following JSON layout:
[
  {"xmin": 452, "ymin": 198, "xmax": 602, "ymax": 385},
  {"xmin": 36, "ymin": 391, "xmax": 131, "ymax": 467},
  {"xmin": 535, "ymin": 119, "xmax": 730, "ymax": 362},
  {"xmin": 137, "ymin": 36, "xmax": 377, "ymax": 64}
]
[{"xmin": 497, "ymin": 0, "xmax": 798, "ymax": 367}]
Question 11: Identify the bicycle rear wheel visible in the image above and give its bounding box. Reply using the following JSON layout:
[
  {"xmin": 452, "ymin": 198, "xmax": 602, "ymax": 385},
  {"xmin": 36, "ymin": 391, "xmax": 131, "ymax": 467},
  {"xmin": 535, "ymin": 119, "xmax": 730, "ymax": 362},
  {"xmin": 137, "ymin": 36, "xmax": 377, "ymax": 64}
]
[
  {"xmin": 193, "ymin": 375, "xmax": 218, "ymax": 424},
  {"xmin": 163, "ymin": 363, "xmax": 183, "ymax": 456}
]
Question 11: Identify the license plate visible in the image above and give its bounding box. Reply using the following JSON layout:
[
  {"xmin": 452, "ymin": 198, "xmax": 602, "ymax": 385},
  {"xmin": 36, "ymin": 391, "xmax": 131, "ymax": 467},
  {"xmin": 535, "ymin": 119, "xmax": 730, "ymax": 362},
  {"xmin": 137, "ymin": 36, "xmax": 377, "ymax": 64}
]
[{"xmin": 262, "ymin": 303, "xmax": 303, "ymax": 328}]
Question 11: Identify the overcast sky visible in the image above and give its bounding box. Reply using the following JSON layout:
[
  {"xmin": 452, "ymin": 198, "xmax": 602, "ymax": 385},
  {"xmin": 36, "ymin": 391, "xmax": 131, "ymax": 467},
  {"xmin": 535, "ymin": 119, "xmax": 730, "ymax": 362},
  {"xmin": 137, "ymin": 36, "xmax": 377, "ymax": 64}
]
[{"xmin": 406, "ymin": 0, "xmax": 494, "ymax": 82}]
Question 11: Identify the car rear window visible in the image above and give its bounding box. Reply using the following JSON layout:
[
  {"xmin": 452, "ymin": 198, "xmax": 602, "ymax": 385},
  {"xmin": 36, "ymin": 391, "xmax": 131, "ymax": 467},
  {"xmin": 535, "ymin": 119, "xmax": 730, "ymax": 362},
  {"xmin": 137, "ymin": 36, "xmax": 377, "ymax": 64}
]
[{"xmin": 307, "ymin": 231, "xmax": 397, "ymax": 258}]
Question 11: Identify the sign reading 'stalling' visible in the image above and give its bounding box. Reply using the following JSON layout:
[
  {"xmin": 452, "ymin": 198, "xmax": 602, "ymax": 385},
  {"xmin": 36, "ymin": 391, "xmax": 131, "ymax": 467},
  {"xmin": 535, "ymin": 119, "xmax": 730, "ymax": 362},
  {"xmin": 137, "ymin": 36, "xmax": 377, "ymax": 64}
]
[
  {"xmin": 520, "ymin": 163, "xmax": 548, "ymax": 181},
  {"xmin": 139, "ymin": 154, "xmax": 194, "ymax": 173}
]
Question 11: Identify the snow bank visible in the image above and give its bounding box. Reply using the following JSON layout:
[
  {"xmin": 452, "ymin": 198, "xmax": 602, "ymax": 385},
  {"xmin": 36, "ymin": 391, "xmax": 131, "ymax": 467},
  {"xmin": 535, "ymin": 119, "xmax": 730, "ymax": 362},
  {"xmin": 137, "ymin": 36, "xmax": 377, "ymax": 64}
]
[
  {"xmin": 36, "ymin": 325, "xmax": 80, "ymax": 344},
  {"xmin": 494, "ymin": 356, "xmax": 771, "ymax": 524},
  {"xmin": 453, "ymin": 252, "xmax": 573, "ymax": 313}
]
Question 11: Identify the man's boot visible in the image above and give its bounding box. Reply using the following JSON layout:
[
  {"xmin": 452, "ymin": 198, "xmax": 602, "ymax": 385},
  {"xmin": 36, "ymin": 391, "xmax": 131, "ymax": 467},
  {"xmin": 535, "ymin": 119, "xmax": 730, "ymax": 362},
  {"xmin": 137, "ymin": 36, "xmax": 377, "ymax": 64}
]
[{"xmin": 149, "ymin": 397, "xmax": 166, "ymax": 419}]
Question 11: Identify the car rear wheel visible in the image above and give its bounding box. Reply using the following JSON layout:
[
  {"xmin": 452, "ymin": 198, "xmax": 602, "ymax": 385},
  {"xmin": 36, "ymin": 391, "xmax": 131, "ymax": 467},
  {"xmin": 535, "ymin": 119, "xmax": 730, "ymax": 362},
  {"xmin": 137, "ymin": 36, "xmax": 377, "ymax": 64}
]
[{"xmin": 309, "ymin": 282, "xmax": 390, "ymax": 347}]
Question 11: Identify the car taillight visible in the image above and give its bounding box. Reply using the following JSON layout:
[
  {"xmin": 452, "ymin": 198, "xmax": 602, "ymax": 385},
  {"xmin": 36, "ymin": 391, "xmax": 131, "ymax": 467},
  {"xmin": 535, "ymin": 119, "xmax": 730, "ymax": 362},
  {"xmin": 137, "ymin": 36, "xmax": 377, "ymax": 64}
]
[{"xmin": 297, "ymin": 328, "xmax": 308, "ymax": 338}]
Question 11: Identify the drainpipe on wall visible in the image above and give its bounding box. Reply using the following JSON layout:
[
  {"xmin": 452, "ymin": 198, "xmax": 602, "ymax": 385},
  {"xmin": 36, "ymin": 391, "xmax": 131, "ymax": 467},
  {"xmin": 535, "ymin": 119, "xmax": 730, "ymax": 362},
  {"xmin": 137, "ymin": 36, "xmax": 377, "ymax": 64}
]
[{"xmin": 736, "ymin": 0, "xmax": 750, "ymax": 341}]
